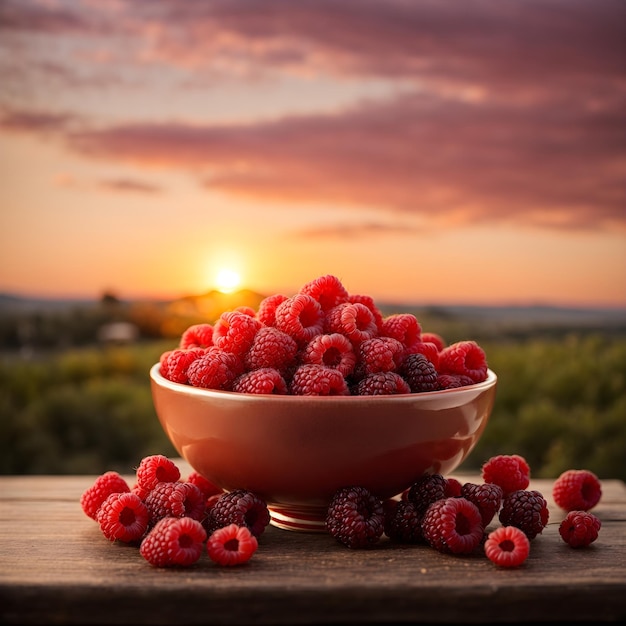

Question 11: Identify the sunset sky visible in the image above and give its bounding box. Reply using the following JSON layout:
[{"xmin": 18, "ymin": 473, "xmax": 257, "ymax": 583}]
[{"xmin": 1, "ymin": 0, "xmax": 625, "ymax": 308}]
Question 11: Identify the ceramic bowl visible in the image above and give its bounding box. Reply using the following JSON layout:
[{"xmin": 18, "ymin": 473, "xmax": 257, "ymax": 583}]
[{"xmin": 150, "ymin": 363, "xmax": 497, "ymax": 531}]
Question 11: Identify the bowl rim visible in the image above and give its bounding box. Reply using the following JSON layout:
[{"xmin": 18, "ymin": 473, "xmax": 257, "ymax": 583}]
[{"xmin": 150, "ymin": 362, "xmax": 497, "ymax": 402}]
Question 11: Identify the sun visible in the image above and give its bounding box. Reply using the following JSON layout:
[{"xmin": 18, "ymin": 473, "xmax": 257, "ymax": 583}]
[{"xmin": 215, "ymin": 268, "xmax": 242, "ymax": 293}]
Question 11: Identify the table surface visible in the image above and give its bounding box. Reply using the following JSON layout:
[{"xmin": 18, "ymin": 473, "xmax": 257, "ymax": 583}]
[{"xmin": 1, "ymin": 465, "xmax": 625, "ymax": 626}]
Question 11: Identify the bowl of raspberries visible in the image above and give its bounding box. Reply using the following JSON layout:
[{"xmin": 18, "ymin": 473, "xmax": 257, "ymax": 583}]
[{"xmin": 150, "ymin": 274, "xmax": 497, "ymax": 530}]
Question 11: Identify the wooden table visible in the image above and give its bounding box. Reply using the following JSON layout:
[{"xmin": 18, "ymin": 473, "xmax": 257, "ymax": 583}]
[{"xmin": 1, "ymin": 469, "xmax": 625, "ymax": 625}]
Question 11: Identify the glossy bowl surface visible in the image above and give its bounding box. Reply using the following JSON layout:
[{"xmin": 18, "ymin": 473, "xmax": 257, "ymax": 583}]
[{"xmin": 150, "ymin": 363, "xmax": 497, "ymax": 531}]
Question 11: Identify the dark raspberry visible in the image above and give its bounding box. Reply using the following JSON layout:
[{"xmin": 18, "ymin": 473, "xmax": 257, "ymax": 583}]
[
  {"xmin": 244, "ymin": 326, "xmax": 298, "ymax": 373},
  {"xmin": 552, "ymin": 469, "xmax": 602, "ymax": 512},
  {"xmin": 256, "ymin": 293, "xmax": 289, "ymax": 326},
  {"xmin": 380, "ymin": 314, "xmax": 422, "ymax": 354},
  {"xmin": 206, "ymin": 489, "xmax": 270, "ymax": 538},
  {"xmin": 358, "ymin": 337, "xmax": 405, "ymax": 375},
  {"xmin": 144, "ymin": 481, "xmax": 206, "ymax": 526},
  {"xmin": 140, "ymin": 516, "xmax": 207, "ymax": 568},
  {"xmin": 438, "ymin": 340, "xmax": 488, "ymax": 383},
  {"xmin": 421, "ymin": 331, "xmax": 446, "ymax": 352},
  {"xmin": 186, "ymin": 471, "xmax": 223, "ymax": 500},
  {"xmin": 421, "ymin": 497, "xmax": 484, "ymax": 554},
  {"xmin": 212, "ymin": 310, "xmax": 262, "ymax": 357},
  {"xmin": 481, "ymin": 454, "xmax": 530, "ymax": 495},
  {"xmin": 326, "ymin": 486, "xmax": 384, "ymax": 549},
  {"xmin": 302, "ymin": 333, "xmax": 357, "ymax": 378},
  {"xmin": 96, "ymin": 492, "xmax": 150, "ymax": 543},
  {"xmin": 289, "ymin": 364, "xmax": 350, "ymax": 396},
  {"xmin": 383, "ymin": 499, "xmax": 424, "ymax": 543},
  {"xmin": 299, "ymin": 274, "xmax": 350, "ymax": 313},
  {"xmin": 444, "ymin": 477, "xmax": 463, "ymax": 497},
  {"xmin": 461, "ymin": 482, "xmax": 504, "ymax": 527},
  {"xmin": 499, "ymin": 489, "xmax": 549, "ymax": 540},
  {"xmin": 207, "ymin": 523, "xmax": 259, "ymax": 566},
  {"xmin": 484, "ymin": 525, "xmax": 530, "ymax": 567},
  {"xmin": 353, "ymin": 371, "xmax": 411, "ymax": 395},
  {"xmin": 275, "ymin": 294, "xmax": 325, "ymax": 345},
  {"xmin": 187, "ymin": 346, "xmax": 243, "ymax": 390},
  {"xmin": 80, "ymin": 471, "xmax": 131, "ymax": 520},
  {"xmin": 437, "ymin": 373, "xmax": 475, "ymax": 390},
  {"xmin": 559, "ymin": 510, "xmax": 601, "ymax": 548},
  {"xmin": 232, "ymin": 368, "xmax": 288, "ymax": 394},
  {"xmin": 348, "ymin": 294, "xmax": 384, "ymax": 332},
  {"xmin": 407, "ymin": 473, "xmax": 448, "ymax": 514},
  {"xmin": 400, "ymin": 352, "xmax": 439, "ymax": 393},
  {"xmin": 161, "ymin": 347, "xmax": 206, "ymax": 384},
  {"xmin": 180, "ymin": 323, "xmax": 214, "ymax": 349},
  {"xmin": 135, "ymin": 455, "xmax": 181, "ymax": 493},
  {"xmin": 324, "ymin": 302, "xmax": 378, "ymax": 346}
]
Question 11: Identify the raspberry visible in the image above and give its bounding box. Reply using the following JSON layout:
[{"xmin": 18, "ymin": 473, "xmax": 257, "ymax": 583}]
[
  {"xmin": 144, "ymin": 481, "xmax": 206, "ymax": 526},
  {"xmin": 381, "ymin": 314, "xmax": 422, "ymax": 354},
  {"xmin": 185, "ymin": 471, "xmax": 223, "ymax": 500},
  {"xmin": 244, "ymin": 326, "xmax": 298, "ymax": 373},
  {"xmin": 461, "ymin": 482, "xmax": 504, "ymax": 527},
  {"xmin": 80, "ymin": 471, "xmax": 130, "ymax": 520},
  {"xmin": 234, "ymin": 305, "xmax": 256, "ymax": 317},
  {"xmin": 187, "ymin": 346, "xmax": 243, "ymax": 390},
  {"xmin": 559, "ymin": 510, "xmax": 601, "ymax": 548},
  {"xmin": 96, "ymin": 492, "xmax": 150, "ymax": 543},
  {"xmin": 161, "ymin": 347, "xmax": 206, "ymax": 384},
  {"xmin": 180, "ymin": 323, "xmax": 214, "ymax": 349},
  {"xmin": 207, "ymin": 523, "xmax": 259, "ymax": 566},
  {"xmin": 212, "ymin": 310, "xmax": 262, "ymax": 356},
  {"xmin": 421, "ymin": 331, "xmax": 446, "ymax": 352},
  {"xmin": 421, "ymin": 497, "xmax": 484, "ymax": 554},
  {"xmin": 275, "ymin": 294, "xmax": 325, "ymax": 345},
  {"xmin": 484, "ymin": 525, "xmax": 530, "ymax": 567},
  {"xmin": 324, "ymin": 302, "xmax": 378, "ymax": 346},
  {"xmin": 437, "ymin": 373, "xmax": 475, "ymax": 389},
  {"xmin": 358, "ymin": 337, "xmax": 405, "ymax": 375},
  {"xmin": 438, "ymin": 340, "xmax": 488, "ymax": 383},
  {"xmin": 353, "ymin": 371, "xmax": 411, "ymax": 395},
  {"xmin": 232, "ymin": 368, "xmax": 288, "ymax": 394},
  {"xmin": 383, "ymin": 499, "xmax": 424, "ymax": 543},
  {"xmin": 256, "ymin": 293, "xmax": 289, "ymax": 326},
  {"xmin": 407, "ymin": 474, "xmax": 448, "ymax": 514},
  {"xmin": 299, "ymin": 274, "xmax": 350, "ymax": 313},
  {"xmin": 481, "ymin": 454, "xmax": 530, "ymax": 495},
  {"xmin": 444, "ymin": 477, "xmax": 463, "ymax": 497},
  {"xmin": 499, "ymin": 489, "xmax": 549, "ymax": 540},
  {"xmin": 552, "ymin": 469, "xmax": 602, "ymax": 512},
  {"xmin": 289, "ymin": 364, "xmax": 350, "ymax": 396},
  {"xmin": 135, "ymin": 455, "xmax": 181, "ymax": 493},
  {"xmin": 348, "ymin": 294, "xmax": 384, "ymax": 332},
  {"xmin": 140, "ymin": 516, "xmax": 207, "ymax": 568},
  {"xmin": 400, "ymin": 352, "xmax": 439, "ymax": 393},
  {"xmin": 325, "ymin": 486, "xmax": 384, "ymax": 549},
  {"xmin": 206, "ymin": 489, "xmax": 270, "ymax": 538},
  {"xmin": 302, "ymin": 333, "xmax": 357, "ymax": 378},
  {"xmin": 406, "ymin": 341, "xmax": 440, "ymax": 370}
]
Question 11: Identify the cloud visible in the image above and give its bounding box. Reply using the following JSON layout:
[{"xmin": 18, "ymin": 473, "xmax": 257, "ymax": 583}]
[{"xmin": 97, "ymin": 178, "xmax": 163, "ymax": 194}]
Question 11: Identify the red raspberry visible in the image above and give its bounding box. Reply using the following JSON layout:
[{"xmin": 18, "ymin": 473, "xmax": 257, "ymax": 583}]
[
  {"xmin": 234, "ymin": 305, "xmax": 256, "ymax": 317},
  {"xmin": 244, "ymin": 326, "xmax": 298, "ymax": 373},
  {"xmin": 179, "ymin": 323, "xmax": 214, "ymax": 349},
  {"xmin": 301, "ymin": 333, "xmax": 357, "ymax": 378},
  {"xmin": 421, "ymin": 497, "xmax": 484, "ymax": 554},
  {"xmin": 444, "ymin": 477, "xmax": 463, "ymax": 497},
  {"xmin": 380, "ymin": 314, "xmax": 422, "ymax": 354},
  {"xmin": 461, "ymin": 482, "xmax": 504, "ymax": 527},
  {"xmin": 406, "ymin": 341, "xmax": 440, "ymax": 370},
  {"xmin": 135, "ymin": 455, "xmax": 181, "ymax": 494},
  {"xmin": 481, "ymin": 454, "xmax": 530, "ymax": 495},
  {"xmin": 161, "ymin": 347, "xmax": 206, "ymax": 384},
  {"xmin": 484, "ymin": 525, "xmax": 530, "ymax": 567},
  {"xmin": 559, "ymin": 510, "xmax": 601, "ymax": 548},
  {"xmin": 326, "ymin": 486, "xmax": 384, "ymax": 549},
  {"xmin": 289, "ymin": 364, "xmax": 350, "ymax": 396},
  {"xmin": 96, "ymin": 492, "xmax": 150, "ymax": 543},
  {"xmin": 140, "ymin": 516, "xmax": 207, "ymax": 567},
  {"xmin": 552, "ymin": 469, "xmax": 602, "ymax": 512},
  {"xmin": 256, "ymin": 293, "xmax": 288, "ymax": 326},
  {"xmin": 206, "ymin": 489, "xmax": 271, "ymax": 538},
  {"xmin": 187, "ymin": 346, "xmax": 243, "ymax": 390},
  {"xmin": 421, "ymin": 331, "xmax": 446, "ymax": 352},
  {"xmin": 358, "ymin": 337, "xmax": 405, "ymax": 375},
  {"xmin": 438, "ymin": 340, "xmax": 488, "ymax": 383},
  {"xmin": 207, "ymin": 523, "xmax": 258, "ymax": 566},
  {"xmin": 80, "ymin": 471, "xmax": 130, "ymax": 520},
  {"xmin": 400, "ymin": 352, "xmax": 439, "ymax": 393},
  {"xmin": 299, "ymin": 274, "xmax": 350, "ymax": 313},
  {"xmin": 407, "ymin": 474, "xmax": 448, "ymax": 514},
  {"xmin": 354, "ymin": 371, "xmax": 411, "ymax": 396},
  {"xmin": 185, "ymin": 471, "xmax": 223, "ymax": 500},
  {"xmin": 348, "ymin": 294, "xmax": 384, "ymax": 332},
  {"xmin": 232, "ymin": 368, "xmax": 288, "ymax": 394},
  {"xmin": 437, "ymin": 373, "xmax": 475, "ymax": 389},
  {"xmin": 212, "ymin": 310, "xmax": 262, "ymax": 356},
  {"xmin": 499, "ymin": 489, "xmax": 549, "ymax": 539},
  {"xmin": 324, "ymin": 302, "xmax": 378, "ymax": 346},
  {"xmin": 144, "ymin": 481, "xmax": 206, "ymax": 526},
  {"xmin": 383, "ymin": 499, "xmax": 424, "ymax": 543},
  {"xmin": 275, "ymin": 294, "xmax": 325, "ymax": 345}
]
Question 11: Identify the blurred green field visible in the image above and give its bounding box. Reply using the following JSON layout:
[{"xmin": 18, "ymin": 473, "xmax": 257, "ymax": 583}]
[{"xmin": 2, "ymin": 330, "xmax": 625, "ymax": 480}]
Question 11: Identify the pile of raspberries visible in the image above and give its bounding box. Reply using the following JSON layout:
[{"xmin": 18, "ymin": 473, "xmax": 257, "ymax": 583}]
[
  {"xmin": 158, "ymin": 274, "xmax": 489, "ymax": 395},
  {"xmin": 81, "ymin": 454, "xmax": 602, "ymax": 569}
]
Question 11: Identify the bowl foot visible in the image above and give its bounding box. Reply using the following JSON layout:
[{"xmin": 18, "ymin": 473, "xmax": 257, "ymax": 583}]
[{"xmin": 268, "ymin": 505, "xmax": 328, "ymax": 532}]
